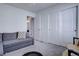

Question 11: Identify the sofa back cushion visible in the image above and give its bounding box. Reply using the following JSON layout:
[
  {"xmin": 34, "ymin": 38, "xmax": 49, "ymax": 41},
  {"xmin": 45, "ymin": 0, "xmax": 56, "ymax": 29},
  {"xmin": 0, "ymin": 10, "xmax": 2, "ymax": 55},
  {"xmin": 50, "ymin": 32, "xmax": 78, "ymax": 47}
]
[
  {"xmin": 0, "ymin": 33, "xmax": 2, "ymax": 42},
  {"xmin": 17, "ymin": 32, "xmax": 26, "ymax": 39},
  {"xmin": 3, "ymin": 32, "xmax": 16, "ymax": 41}
]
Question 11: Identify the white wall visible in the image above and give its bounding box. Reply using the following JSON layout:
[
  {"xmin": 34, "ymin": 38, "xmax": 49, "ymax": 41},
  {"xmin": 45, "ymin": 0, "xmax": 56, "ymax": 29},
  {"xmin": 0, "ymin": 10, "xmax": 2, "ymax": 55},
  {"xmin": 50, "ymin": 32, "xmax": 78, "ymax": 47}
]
[
  {"xmin": 0, "ymin": 4, "xmax": 35, "ymax": 33},
  {"xmin": 34, "ymin": 3, "xmax": 78, "ymax": 46}
]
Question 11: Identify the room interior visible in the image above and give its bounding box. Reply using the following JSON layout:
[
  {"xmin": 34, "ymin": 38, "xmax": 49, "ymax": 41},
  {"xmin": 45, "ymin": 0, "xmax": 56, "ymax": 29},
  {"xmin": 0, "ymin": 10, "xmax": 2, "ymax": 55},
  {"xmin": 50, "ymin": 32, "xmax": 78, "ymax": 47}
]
[{"xmin": 0, "ymin": 3, "xmax": 79, "ymax": 56}]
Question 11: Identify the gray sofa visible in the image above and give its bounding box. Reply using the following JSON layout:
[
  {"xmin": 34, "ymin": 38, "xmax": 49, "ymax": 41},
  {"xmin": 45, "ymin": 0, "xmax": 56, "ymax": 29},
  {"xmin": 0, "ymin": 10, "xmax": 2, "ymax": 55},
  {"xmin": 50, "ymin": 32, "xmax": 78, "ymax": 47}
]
[{"xmin": 0, "ymin": 32, "xmax": 34, "ymax": 55}]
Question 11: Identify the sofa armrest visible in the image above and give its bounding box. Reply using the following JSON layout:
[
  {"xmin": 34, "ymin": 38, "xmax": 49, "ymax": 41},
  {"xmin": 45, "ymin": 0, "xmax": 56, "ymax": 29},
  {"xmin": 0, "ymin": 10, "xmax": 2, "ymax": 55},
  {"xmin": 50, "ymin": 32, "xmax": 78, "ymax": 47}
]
[{"xmin": 0, "ymin": 42, "xmax": 3, "ymax": 55}]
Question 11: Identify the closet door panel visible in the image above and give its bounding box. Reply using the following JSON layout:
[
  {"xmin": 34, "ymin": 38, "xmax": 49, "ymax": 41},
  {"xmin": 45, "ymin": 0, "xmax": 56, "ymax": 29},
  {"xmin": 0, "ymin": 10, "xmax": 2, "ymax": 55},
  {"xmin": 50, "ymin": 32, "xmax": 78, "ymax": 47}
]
[
  {"xmin": 60, "ymin": 7, "xmax": 76, "ymax": 46},
  {"xmin": 34, "ymin": 15, "xmax": 41, "ymax": 40},
  {"xmin": 48, "ymin": 12, "xmax": 60, "ymax": 45},
  {"xmin": 40, "ymin": 14, "xmax": 48, "ymax": 42}
]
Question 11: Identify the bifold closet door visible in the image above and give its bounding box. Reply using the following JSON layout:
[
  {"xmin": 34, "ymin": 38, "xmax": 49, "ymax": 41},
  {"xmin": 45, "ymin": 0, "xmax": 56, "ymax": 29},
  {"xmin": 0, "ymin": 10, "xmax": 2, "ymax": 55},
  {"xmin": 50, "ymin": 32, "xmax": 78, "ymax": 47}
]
[
  {"xmin": 40, "ymin": 14, "xmax": 48, "ymax": 42},
  {"xmin": 48, "ymin": 12, "xmax": 60, "ymax": 44},
  {"xmin": 34, "ymin": 15, "xmax": 40, "ymax": 40},
  {"xmin": 48, "ymin": 7, "xmax": 76, "ymax": 46},
  {"xmin": 34, "ymin": 6, "xmax": 77, "ymax": 47},
  {"xmin": 60, "ymin": 7, "xmax": 76, "ymax": 46}
]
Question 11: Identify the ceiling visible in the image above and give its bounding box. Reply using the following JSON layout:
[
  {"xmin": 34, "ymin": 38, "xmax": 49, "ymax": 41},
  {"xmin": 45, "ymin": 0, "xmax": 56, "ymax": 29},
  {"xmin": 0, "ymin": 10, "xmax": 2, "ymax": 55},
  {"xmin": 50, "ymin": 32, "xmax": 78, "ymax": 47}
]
[{"xmin": 5, "ymin": 3, "xmax": 56, "ymax": 12}]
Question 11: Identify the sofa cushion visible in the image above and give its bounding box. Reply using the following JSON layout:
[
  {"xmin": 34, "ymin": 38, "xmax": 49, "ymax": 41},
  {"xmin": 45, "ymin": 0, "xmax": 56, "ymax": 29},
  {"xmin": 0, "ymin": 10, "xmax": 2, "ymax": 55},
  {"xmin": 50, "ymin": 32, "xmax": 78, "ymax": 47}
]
[
  {"xmin": 3, "ymin": 38, "xmax": 33, "ymax": 53},
  {"xmin": 3, "ymin": 38, "xmax": 32, "ymax": 45},
  {"xmin": 3, "ymin": 32, "xmax": 16, "ymax": 41},
  {"xmin": 0, "ymin": 33, "xmax": 2, "ymax": 42}
]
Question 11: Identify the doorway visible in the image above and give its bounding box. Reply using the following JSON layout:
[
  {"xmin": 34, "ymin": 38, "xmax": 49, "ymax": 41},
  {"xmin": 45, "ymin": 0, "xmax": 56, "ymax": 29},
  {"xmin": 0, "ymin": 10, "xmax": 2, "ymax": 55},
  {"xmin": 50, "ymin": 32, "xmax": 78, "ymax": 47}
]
[{"xmin": 26, "ymin": 16, "xmax": 34, "ymax": 38}]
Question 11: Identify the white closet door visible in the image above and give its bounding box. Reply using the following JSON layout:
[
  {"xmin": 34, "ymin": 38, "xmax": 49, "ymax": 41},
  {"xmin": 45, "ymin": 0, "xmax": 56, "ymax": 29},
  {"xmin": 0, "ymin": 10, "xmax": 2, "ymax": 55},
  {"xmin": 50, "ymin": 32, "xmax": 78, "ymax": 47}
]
[
  {"xmin": 34, "ymin": 15, "xmax": 41, "ymax": 40},
  {"xmin": 60, "ymin": 7, "xmax": 76, "ymax": 46},
  {"xmin": 48, "ymin": 12, "xmax": 60, "ymax": 44},
  {"xmin": 40, "ymin": 14, "xmax": 48, "ymax": 42}
]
